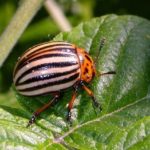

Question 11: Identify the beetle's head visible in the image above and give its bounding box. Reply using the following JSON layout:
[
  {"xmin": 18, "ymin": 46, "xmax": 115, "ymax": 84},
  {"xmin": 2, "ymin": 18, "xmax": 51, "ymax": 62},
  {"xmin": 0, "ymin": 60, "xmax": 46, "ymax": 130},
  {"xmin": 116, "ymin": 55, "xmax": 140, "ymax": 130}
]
[{"xmin": 76, "ymin": 47, "xmax": 96, "ymax": 83}]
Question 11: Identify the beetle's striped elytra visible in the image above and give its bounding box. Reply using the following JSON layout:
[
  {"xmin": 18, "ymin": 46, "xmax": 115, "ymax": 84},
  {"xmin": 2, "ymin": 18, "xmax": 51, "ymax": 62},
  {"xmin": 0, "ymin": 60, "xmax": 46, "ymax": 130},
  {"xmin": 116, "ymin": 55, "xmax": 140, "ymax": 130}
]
[
  {"xmin": 13, "ymin": 41, "xmax": 115, "ymax": 126},
  {"xmin": 13, "ymin": 42, "xmax": 80, "ymax": 96}
]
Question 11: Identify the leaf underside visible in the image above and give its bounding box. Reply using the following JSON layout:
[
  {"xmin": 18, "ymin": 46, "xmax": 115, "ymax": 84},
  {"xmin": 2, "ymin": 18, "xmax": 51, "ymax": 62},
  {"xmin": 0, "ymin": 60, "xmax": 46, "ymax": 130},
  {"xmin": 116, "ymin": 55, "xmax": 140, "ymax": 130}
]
[{"xmin": 0, "ymin": 14, "xmax": 150, "ymax": 150}]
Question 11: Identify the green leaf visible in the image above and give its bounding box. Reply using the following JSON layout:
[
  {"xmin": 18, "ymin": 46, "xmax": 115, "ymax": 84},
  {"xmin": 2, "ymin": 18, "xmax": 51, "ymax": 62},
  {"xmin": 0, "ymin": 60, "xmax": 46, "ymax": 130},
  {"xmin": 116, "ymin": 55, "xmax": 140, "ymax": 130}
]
[
  {"xmin": 1, "ymin": 14, "xmax": 150, "ymax": 149},
  {"xmin": 19, "ymin": 18, "xmax": 60, "ymax": 43},
  {"xmin": 0, "ymin": 89, "xmax": 20, "ymax": 108}
]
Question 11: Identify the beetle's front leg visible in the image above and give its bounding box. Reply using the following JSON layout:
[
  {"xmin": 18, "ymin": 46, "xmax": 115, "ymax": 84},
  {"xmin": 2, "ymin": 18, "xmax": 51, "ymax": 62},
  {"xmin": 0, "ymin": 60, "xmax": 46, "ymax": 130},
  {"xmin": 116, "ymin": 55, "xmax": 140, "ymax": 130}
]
[
  {"xmin": 67, "ymin": 85, "xmax": 79, "ymax": 123},
  {"xmin": 27, "ymin": 93, "xmax": 60, "ymax": 127},
  {"xmin": 80, "ymin": 82, "xmax": 102, "ymax": 112}
]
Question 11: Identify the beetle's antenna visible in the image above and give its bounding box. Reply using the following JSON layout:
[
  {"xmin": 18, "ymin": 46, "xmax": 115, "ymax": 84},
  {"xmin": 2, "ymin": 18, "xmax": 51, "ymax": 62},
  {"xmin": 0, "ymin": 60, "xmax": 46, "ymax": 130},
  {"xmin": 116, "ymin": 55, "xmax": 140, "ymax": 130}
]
[
  {"xmin": 95, "ymin": 38, "xmax": 106, "ymax": 66},
  {"xmin": 99, "ymin": 71, "xmax": 116, "ymax": 76}
]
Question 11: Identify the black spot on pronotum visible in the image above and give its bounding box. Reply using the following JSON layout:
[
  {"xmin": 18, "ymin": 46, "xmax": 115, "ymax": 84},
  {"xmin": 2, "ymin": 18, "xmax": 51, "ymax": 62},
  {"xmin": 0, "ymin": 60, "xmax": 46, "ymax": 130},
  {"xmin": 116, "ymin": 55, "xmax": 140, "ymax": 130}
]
[
  {"xmin": 83, "ymin": 68, "xmax": 89, "ymax": 75},
  {"xmin": 85, "ymin": 55, "xmax": 92, "ymax": 63},
  {"xmin": 85, "ymin": 68, "xmax": 89, "ymax": 73}
]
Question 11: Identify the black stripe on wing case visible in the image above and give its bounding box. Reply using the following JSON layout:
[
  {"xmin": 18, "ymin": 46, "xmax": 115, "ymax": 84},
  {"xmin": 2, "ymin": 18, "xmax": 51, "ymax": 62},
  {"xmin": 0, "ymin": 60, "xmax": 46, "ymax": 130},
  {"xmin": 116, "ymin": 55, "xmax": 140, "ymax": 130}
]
[
  {"xmin": 15, "ymin": 61, "xmax": 78, "ymax": 85},
  {"xmin": 15, "ymin": 48, "xmax": 76, "ymax": 74},
  {"xmin": 17, "ymin": 53, "xmax": 76, "ymax": 71},
  {"xmin": 24, "ymin": 43, "xmax": 72, "ymax": 56},
  {"xmin": 25, "ymin": 43, "xmax": 73, "ymax": 56},
  {"xmin": 19, "ymin": 73, "xmax": 79, "ymax": 92},
  {"xmin": 18, "ymin": 67, "xmax": 80, "ymax": 85},
  {"xmin": 25, "ymin": 47, "xmax": 76, "ymax": 61}
]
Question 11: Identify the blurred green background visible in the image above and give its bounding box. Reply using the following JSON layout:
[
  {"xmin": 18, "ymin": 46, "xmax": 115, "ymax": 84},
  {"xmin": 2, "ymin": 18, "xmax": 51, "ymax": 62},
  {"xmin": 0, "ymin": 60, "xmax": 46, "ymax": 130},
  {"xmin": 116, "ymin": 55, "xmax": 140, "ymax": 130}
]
[{"xmin": 0, "ymin": 0, "xmax": 150, "ymax": 108}]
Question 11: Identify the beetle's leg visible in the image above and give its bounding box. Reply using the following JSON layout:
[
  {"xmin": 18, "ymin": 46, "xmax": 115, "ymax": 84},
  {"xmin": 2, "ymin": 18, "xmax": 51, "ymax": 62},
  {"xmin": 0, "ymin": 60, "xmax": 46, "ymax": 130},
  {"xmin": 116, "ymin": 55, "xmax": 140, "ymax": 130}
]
[
  {"xmin": 27, "ymin": 93, "xmax": 60, "ymax": 127},
  {"xmin": 67, "ymin": 85, "xmax": 78, "ymax": 123},
  {"xmin": 81, "ymin": 82, "xmax": 102, "ymax": 111}
]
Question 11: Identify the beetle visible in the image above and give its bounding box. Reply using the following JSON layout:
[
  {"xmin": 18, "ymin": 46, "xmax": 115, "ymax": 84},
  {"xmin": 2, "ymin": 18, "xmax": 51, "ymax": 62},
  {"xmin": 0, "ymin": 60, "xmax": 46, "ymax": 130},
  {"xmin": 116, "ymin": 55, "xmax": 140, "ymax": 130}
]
[{"xmin": 13, "ymin": 41, "xmax": 115, "ymax": 127}]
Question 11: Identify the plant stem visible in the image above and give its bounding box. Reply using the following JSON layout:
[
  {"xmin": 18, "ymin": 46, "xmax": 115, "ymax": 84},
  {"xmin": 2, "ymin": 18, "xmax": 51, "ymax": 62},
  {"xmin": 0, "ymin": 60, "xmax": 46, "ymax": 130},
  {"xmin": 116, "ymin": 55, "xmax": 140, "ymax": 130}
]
[
  {"xmin": 44, "ymin": 0, "xmax": 72, "ymax": 32},
  {"xmin": 0, "ymin": 0, "xmax": 44, "ymax": 68}
]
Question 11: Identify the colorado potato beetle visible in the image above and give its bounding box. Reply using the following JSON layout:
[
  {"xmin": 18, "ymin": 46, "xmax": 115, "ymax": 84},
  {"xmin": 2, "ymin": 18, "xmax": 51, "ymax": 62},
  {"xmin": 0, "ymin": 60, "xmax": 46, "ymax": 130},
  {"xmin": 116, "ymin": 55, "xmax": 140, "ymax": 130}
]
[{"xmin": 13, "ymin": 41, "xmax": 115, "ymax": 126}]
